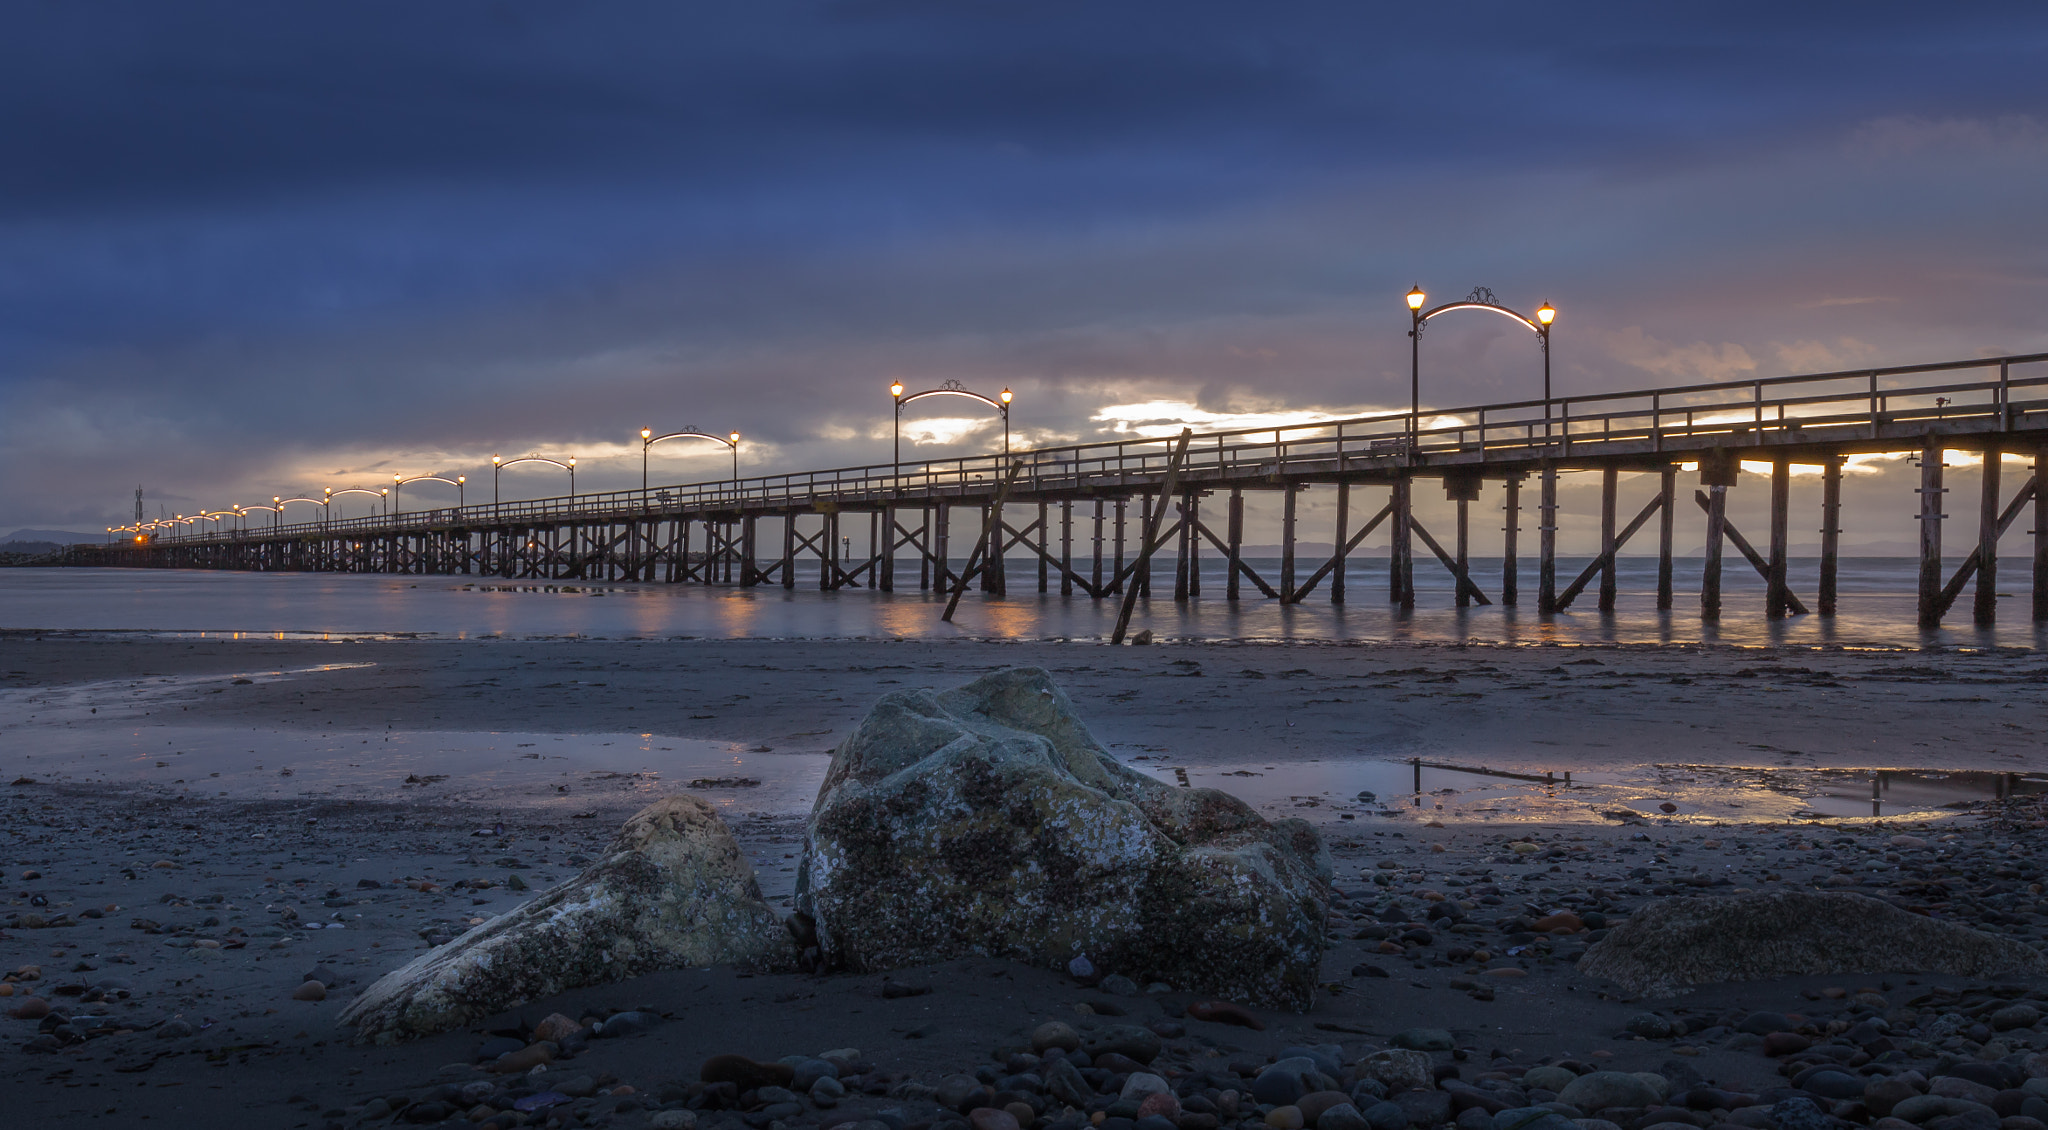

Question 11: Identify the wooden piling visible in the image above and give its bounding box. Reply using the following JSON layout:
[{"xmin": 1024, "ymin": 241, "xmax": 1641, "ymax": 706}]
[
  {"xmin": 1702, "ymin": 484, "xmax": 1727, "ymax": 621},
  {"xmin": 1060, "ymin": 500, "xmax": 1073, "ymax": 596},
  {"xmin": 1819, "ymin": 459, "xmax": 1842, "ymax": 616},
  {"xmin": 1281, "ymin": 485, "xmax": 1298, "ymax": 601},
  {"xmin": 1656, "ymin": 467, "xmax": 1676, "ymax": 610},
  {"xmin": 1091, "ymin": 499, "xmax": 1105, "ymax": 596},
  {"xmin": 1112, "ymin": 498, "xmax": 1126, "ymax": 594},
  {"xmin": 1502, "ymin": 474, "xmax": 1521, "ymax": 607},
  {"xmin": 1537, "ymin": 463, "xmax": 1558, "ymax": 613},
  {"xmin": 782, "ymin": 514, "xmax": 796, "ymax": 589},
  {"xmin": 1975, "ymin": 444, "xmax": 2000, "ymax": 627},
  {"xmin": 1392, "ymin": 476, "xmax": 1414, "ymax": 608},
  {"xmin": 1767, "ymin": 459, "xmax": 1791, "ymax": 619},
  {"xmin": 1455, "ymin": 497, "xmax": 1471, "ymax": 609},
  {"xmin": 1599, "ymin": 466, "xmax": 1619, "ymax": 612},
  {"xmin": 1331, "ymin": 481, "xmax": 1350, "ymax": 605},
  {"xmin": 1185, "ymin": 492, "xmax": 1201, "ymax": 598},
  {"xmin": 1226, "ymin": 488, "xmax": 1244, "ymax": 601},
  {"xmin": 934, "ymin": 505, "xmax": 951, "ymax": 592},
  {"xmin": 1038, "ymin": 500, "xmax": 1050, "ymax": 593},
  {"xmin": 1917, "ymin": 438, "xmax": 1945, "ymax": 628},
  {"xmin": 2036, "ymin": 446, "xmax": 2048, "ymax": 623}
]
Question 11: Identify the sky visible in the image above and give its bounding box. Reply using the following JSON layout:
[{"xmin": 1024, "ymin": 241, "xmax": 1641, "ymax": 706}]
[{"xmin": 5, "ymin": 1, "xmax": 2048, "ymax": 539}]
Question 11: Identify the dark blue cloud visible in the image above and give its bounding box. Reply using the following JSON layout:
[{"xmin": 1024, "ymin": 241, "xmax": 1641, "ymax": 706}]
[{"xmin": 4, "ymin": 1, "xmax": 2048, "ymax": 528}]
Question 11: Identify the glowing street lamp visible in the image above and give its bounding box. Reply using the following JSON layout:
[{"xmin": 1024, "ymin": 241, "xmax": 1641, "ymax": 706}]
[
  {"xmin": 392, "ymin": 473, "xmax": 467, "ymax": 514},
  {"xmin": 492, "ymin": 455, "xmax": 575, "ymax": 505},
  {"xmin": 639, "ymin": 426, "xmax": 741, "ymax": 488},
  {"xmin": 890, "ymin": 379, "xmax": 1014, "ymax": 485},
  {"xmin": 1406, "ymin": 285, "xmax": 1555, "ymax": 451}
]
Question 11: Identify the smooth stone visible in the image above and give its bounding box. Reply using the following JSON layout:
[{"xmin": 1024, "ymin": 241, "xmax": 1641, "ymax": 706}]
[
  {"xmin": 1281, "ymin": 1046, "xmax": 1346, "ymax": 1081},
  {"xmin": 292, "ymin": 980, "xmax": 327, "ymax": 1001},
  {"xmin": 1394, "ymin": 1091, "xmax": 1453, "ymax": 1128},
  {"xmin": 1357, "ymin": 1050, "xmax": 1435, "ymax": 1095},
  {"xmin": 1770, "ymin": 1097, "xmax": 1829, "ymax": 1130},
  {"xmin": 1801, "ymin": 1072, "xmax": 1865, "ymax": 1102},
  {"xmin": 1935, "ymin": 1080, "xmax": 2003, "ymax": 1108},
  {"xmin": 1044, "ymin": 1059, "xmax": 1092, "ymax": 1110},
  {"xmin": 1993, "ymin": 1006, "xmax": 2042, "ymax": 1032},
  {"xmin": 1298, "ymin": 1092, "xmax": 1353, "ymax": 1124},
  {"xmin": 1255, "ymin": 1060, "xmax": 1323, "ymax": 1108},
  {"xmin": 794, "ymin": 1058, "xmax": 841, "ymax": 1091},
  {"xmin": 1084, "ymin": 1025, "xmax": 1163, "ymax": 1066},
  {"xmin": 530, "ymin": 1012, "xmax": 581, "ymax": 1043},
  {"xmin": 1318, "ymin": 1104, "xmax": 1370, "ymax": 1130},
  {"xmin": 971, "ymin": 1109, "xmax": 1022, "ymax": 1130},
  {"xmin": 1492, "ymin": 1107, "xmax": 1577, "ymax": 1130},
  {"xmin": 1136, "ymin": 1094, "xmax": 1180, "ymax": 1121},
  {"xmin": 1866, "ymin": 1079, "xmax": 1924, "ymax": 1117},
  {"xmin": 1557, "ymin": 1074, "xmax": 1662, "ymax": 1114},
  {"xmin": 1122, "ymin": 1075, "xmax": 1171, "ymax": 1101},
  {"xmin": 700, "ymin": 1054, "xmax": 795, "ymax": 1090},
  {"xmin": 813, "ymin": 1077, "xmax": 847, "ymax": 1107},
  {"xmin": 1133, "ymin": 1118, "xmax": 1176, "ymax": 1130},
  {"xmin": 1100, "ymin": 975, "xmax": 1140, "ymax": 997},
  {"xmin": 1578, "ymin": 892, "xmax": 2048, "ymax": 997},
  {"xmin": 1374, "ymin": 1102, "xmax": 1418, "ymax": 1130},
  {"xmin": 1525, "ymin": 1069, "xmax": 1578, "ymax": 1095},
  {"xmin": 1391, "ymin": 1028, "xmax": 1455, "ymax": 1052},
  {"xmin": 1033, "ymin": 1021, "xmax": 1082, "ymax": 1054},
  {"xmin": 1897, "ymin": 1096, "xmax": 1999, "ymax": 1124},
  {"xmin": 1454, "ymin": 1109, "xmax": 1490, "ymax": 1130},
  {"xmin": 1269, "ymin": 1108, "xmax": 1307, "ymax": 1130}
]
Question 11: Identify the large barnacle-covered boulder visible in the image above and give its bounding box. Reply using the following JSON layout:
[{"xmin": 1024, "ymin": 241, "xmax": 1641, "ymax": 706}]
[
  {"xmin": 797, "ymin": 667, "xmax": 1331, "ymax": 1009},
  {"xmin": 340, "ymin": 795, "xmax": 792, "ymax": 1043}
]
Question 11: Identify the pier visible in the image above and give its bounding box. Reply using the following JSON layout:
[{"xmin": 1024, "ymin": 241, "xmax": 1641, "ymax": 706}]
[{"xmin": 80, "ymin": 351, "xmax": 2048, "ymax": 636}]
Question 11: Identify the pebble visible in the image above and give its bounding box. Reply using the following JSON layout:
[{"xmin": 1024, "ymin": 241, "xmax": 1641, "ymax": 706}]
[
  {"xmin": 1186, "ymin": 1000, "xmax": 1264, "ymax": 1029},
  {"xmin": 811, "ymin": 1076, "xmax": 847, "ymax": 1107},
  {"xmin": 1032, "ymin": 1020, "xmax": 1082, "ymax": 1053},
  {"xmin": 530, "ymin": 1012, "xmax": 582, "ymax": 1043},
  {"xmin": 8, "ymin": 997, "xmax": 50, "ymax": 1020},
  {"xmin": 292, "ymin": 980, "xmax": 326, "ymax": 1001},
  {"xmin": 970, "ymin": 1107, "xmax": 1022, "ymax": 1130},
  {"xmin": 492, "ymin": 1042, "xmax": 556, "ymax": 1073},
  {"xmin": 1266, "ymin": 1107, "xmax": 1305, "ymax": 1130},
  {"xmin": 1389, "ymin": 1028, "xmax": 1454, "ymax": 1051},
  {"xmin": 700, "ymin": 1053, "xmax": 793, "ymax": 1089},
  {"xmin": 648, "ymin": 1112, "xmax": 697, "ymax": 1130}
]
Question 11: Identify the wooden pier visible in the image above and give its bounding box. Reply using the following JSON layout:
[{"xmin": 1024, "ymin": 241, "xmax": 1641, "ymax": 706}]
[{"xmin": 79, "ymin": 351, "xmax": 2048, "ymax": 635}]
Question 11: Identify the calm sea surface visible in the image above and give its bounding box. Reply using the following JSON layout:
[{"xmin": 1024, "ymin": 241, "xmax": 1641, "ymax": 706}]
[{"xmin": 1, "ymin": 559, "xmax": 2041, "ymax": 649}]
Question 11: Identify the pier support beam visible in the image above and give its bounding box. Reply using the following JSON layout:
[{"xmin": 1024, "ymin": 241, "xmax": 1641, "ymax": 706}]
[
  {"xmin": 1975, "ymin": 443, "xmax": 2001, "ymax": 626},
  {"xmin": 1917, "ymin": 438, "xmax": 1946, "ymax": 628},
  {"xmin": 1060, "ymin": 500, "xmax": 1073, "ymax": 596},
  {"xmin": 1598, "ymin": 466, "xmax": 1618, "ymax": 612},
  {"xmin": 1391, "ymin": 477, "xmax": 1414, "ymax": 608},
  {"xmin": 1501, "ymin": 473, "xmax": 1522, "ymax": 607},
  {"xmin": 1767, "ymin": 458, "xmax": 1791, "ymax": 619},
  {"xmin": 1281, "ymin": 485, "xmax": 1298, "ymax": 602},
  {"xmin": 1226, "ymin": 489, "xmax": 1244, "ymax": 601},
  {"xmin": 1536, "ymin": 463, "xmax": 1558, "ymax": 613},
  {"xmin": 1819, "ymin": 458, "xmax": 1843, "ymax": 616},
  {"xmin": 1331, "ymin": 482, "xmax": 1350, "ymax": 605},
  {"xmin": 1656, "ymin": 466, "xmax": 1676, "ymax": 610},
  {"xmin": 2037, "ymin": 445, "xmax": 2048, "ymax": 622}
]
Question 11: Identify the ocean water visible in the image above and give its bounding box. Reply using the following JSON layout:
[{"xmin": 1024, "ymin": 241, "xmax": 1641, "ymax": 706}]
[{"xmin": 1, "ymin": 558, "xmax": 2042, "ymax": 649}]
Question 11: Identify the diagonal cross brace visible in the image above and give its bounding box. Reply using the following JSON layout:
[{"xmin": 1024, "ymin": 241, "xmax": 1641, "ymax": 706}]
[
  {"xmin": 1555, "ymin": 493, "xmax": 1666, "ymax": 611},
  {"xmin": 942, "ymin": 461, "xmax": 1028, "ymax": 622},
  {"xmin": 1112, "ymin": 430, "xmax": 1194, "ymax": 644},
  {"xmin": 1932, "ymin": 474, "xmax": 2038, "ymax": 619},
  {"xmin": 1692, "ymin": 491, "xmax": 1810, "ymax": 615},
  {"xmin": 1284, "ymin": 502, "xmax": 1393, "ymax": 604},
  {"xmin": 1194, "ymin": 521, "xmax": 1280, "ymax": 598},
  {"xmin": 1001, "ymin": 520, "xmax": 1104, "ymax": 598},
  {"xmin": 1408, "ymin": 516, "xmax": 1492, "ymax": 605}
]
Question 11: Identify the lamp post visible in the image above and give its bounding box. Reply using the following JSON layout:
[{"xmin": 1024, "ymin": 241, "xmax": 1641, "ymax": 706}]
[
  {"xmin": 891, "ymin": 380, "xmax": 1014, "ymax": 480},
  {"xmin": 640, "ymin": 427, "xmax": 741, "ymax": 489},
  {"xmin": 1406, "ymin": 285, "xmax": 1556, "ymax": 454},
  {"xmin": 393, "ymin": 474, "xmax": 467, "ymax": 515},
  {"xmin": 493, "ymin": 455, "xmax": 575, "ymax": 506}
]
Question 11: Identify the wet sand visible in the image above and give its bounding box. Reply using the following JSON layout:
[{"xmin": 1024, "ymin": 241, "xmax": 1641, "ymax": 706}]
[{"xmin": 1, "ymin": 634, "xmax": 2045, "ymax": 1127}]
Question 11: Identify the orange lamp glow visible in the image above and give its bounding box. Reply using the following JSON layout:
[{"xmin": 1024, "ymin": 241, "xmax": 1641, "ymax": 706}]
[
  {"xmin": 1536, "ymin": 302, "xmax": 1555, "ymax": 325},
  {"xmin": 1000, "ymin": 388, "xmax": 1013, "ymax": 405},
  {"xmin": 890, "ymin": 380, "xmax": 904, "ymax": 398},
  {"xmin": 1406, "ymin": 286, "xmax": 1426, "ymax": 310}
]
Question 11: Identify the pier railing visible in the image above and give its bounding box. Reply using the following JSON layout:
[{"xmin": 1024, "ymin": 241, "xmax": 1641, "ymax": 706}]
[{"xmin": 143, "ymin": 351, "xmax": 2048, "ymax": 544}]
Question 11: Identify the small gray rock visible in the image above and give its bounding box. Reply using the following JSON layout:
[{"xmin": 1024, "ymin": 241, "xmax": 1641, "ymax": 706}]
[
  {"xmin": 1492, "ymin": 1107, "xmax": 1576, "ymax": 1130},
  {"xmin": 1100, "ymin": 974, "xmax": 1140, "ymax": 997},
  {"xmin": 1390, "ymin": 1028, "xmax": 1455, "ymax": 1052},
  {"xmin": 1370, "ymin": 1101, "xmax": 1415, "ymax": 1130},
  {"xmin": 1770, "ymin": 1095, "xmax": 1829, "ymax": 1130},
  {"xmin": 811, "ymin": 1076, "xmax": 847, "ymax": 1108},
  {"xmin": 1524, "ymin": 1068, "xmax": 1576, "ymax": 1095},
  {"xmin": 1556, "ymin": 1073, "xmax": 1661, "ymax": 1114},
  {"xmin": 1319, "ymin": 1103, "xmax": 1371, "ymax": 1130}
]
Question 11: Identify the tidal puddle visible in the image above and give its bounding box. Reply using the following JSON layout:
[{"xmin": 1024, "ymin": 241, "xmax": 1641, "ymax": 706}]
[
  {"xmin": 2, "ymin": 726, "xmax": 829, "ymax": 816},
  {"xmin": 1124, "ymin": 757, "xmax": 2048, "ymax": 825}
]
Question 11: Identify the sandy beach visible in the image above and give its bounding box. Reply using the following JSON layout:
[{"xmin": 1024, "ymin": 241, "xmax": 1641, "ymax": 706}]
[{"xmin": 1, "ymin": 635, "xmax": 2045, "ymax": 1128}]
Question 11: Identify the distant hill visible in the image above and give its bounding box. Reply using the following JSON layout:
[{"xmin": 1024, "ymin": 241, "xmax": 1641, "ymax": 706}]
[
  {"xmin": 0, "ymin": 528, "xmax": 96, "ymax": 546},
  {"xmin": 0, "ymin": 540, "xmax": 61, "ymax": 555}
]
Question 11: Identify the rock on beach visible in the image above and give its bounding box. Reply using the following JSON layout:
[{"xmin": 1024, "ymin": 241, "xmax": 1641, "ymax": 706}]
[
  {"xmin": 338, "ymin": 794, "xmax": 792, "ymax": 1043},
  {"xmin": 1577, "ymin": 890, "xmax": 2048, "ymax": 997},
  {"xmin": 796, "ymin": 667, "xmax": 1332, "ymax": 1008}
]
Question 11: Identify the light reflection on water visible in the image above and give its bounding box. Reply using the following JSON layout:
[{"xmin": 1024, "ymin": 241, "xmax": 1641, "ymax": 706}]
[
  {"xmin": 1127, "ymin": 758, "xmax": 2048, "ymax": 826},
  {"xmin": 4, "ymin": 561, "xmax": 2045, "ymax": 649}
]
